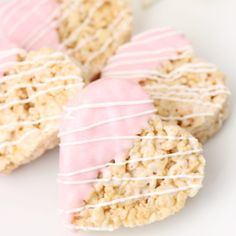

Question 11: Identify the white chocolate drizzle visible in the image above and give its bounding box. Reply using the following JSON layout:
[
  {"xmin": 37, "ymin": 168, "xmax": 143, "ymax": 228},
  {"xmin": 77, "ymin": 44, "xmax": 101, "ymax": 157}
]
[
  {"xmin": 21, "ymin": 8, "xmax": 59, "ymax": 48},
  {"xmin": 58, "ymin": 174, "xmax": 203, "ymax": 185},
  {"xmin": 108, "ymin": 45, "xmax": 192, "ymax": 63},
  {"xmin": 60, "ymin": 135, "xmax": 197, "ymax": 147},
  {"xmin": 0, "ymin": 51, "xmax": 70, "ymax": 73},
  {"xmin": 26, "ymin": 21, "xmax": 59, "ymax": 49},
  {"xmin": 119, "ymin": 30, "xmax": 184, "ymax": 51},
  {"xmin": 58, "ymin": 149, "xmax": 202, "ymax": 177},
  {"xmin": 0, "ymin": 75, "xmax": 82, "ymax": 98},
  {"xmin": 1, "ymin": 0, "xmax": 31, "ymax": 26},
  {"xmin": 0, "ymin": 84, "xmax": 83, "ymax": 111},
  {"xmin": 104, "ymin": 47, "xmax": 193, "ymax": 71},
  {"xmin": 159, "ymin": 113, "xmax": 215, "ymax": 121},
  {"xmin": 59, "ymin": 0, "xmax": 81, "ymax": 23},
  {"xmin": 103, "ymin": 62, "xmax": 218, "ymax": 80},
  {"xmin": 0, "ymin": 129, "xmax": 38, "ymax": 150},
  {"xmin": 84, "ymin": 16, "xmax": 133, "ymax": 66},
  {"xmin": 63, "ymin": 99, "xmax": 154, "ymax": 112},
  {"xmin": 68, "ymin": 8, "xmax": 130, "ymax": 54},
  {"xmin": 8, "ymin": 0, "xmax": 50, "ymax": 37},
  {"xmin": 60, "ymin": 185, "xmax": 202, "ymax": 215},
  {"xmin": 0, "ymin": 115, "xmax": 62, "ymax": 130},
  {"xmin": 0, "ymin": 57, "xmax": 70, "ymax": 84},
  {"xmin": 150, "ymin": 95, "xmax": 223, "ymax": 108},
  {"xmin": 61, "ymin": 0, "xmax": 106, "ymax": 48},
  {"xmin": 59, "ymin": 108, "xmax": 157, "ymax": 137}
]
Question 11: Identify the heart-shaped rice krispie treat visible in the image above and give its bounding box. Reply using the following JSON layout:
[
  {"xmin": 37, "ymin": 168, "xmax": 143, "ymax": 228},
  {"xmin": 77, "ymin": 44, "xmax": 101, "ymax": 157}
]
[
  {"xmin": 0, "ymin": 0, "xmax": 132, "ymax": 81},
  {"xmin": 102, "ymin": 27, "xmax": 230, "ymax": 143},
  {"xmin": 0, "ymin": 35, "xmax": 84, "ymax": 173},
  {"xmin": 59, "ymin": 78, "xmax": 205, "ymax": 232}
]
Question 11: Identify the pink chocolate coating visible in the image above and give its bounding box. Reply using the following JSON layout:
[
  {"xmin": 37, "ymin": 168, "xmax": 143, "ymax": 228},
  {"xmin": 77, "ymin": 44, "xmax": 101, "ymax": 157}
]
[
  {"xmin": 102, "ymin": 27, "xmax": 191, "ymax": 80},
  {"xmin": 0, "ymin": 0, "xmax": 60, "ymax": 50},
  {"xmin": 59, "ymin": 79, "xmax": 154, "ymax": 219},
  {"xmin": 0, "ymin": 0, "xmax": 60, "ymax": 78}
]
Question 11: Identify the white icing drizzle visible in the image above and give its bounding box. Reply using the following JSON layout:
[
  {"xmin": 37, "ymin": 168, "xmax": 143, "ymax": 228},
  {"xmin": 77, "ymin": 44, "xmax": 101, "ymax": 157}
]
[
  {"xmin": 0, "ymin": 52, "xmax": 69, "ymax": 71},
  {"xmin": 0, "ymin": 127, "xmax": 54, "ymax": 150},
  {"xmin": 84, "ymin": 17, "xmax": 132, "ymax": 66},
  {"xmin": 144, "ymin": 84, "xmax": 229, "ymax": 93},
  {"xmin": 158, "ymin": 113, "xmax": 215, "ymax": 121},
  {"xmin": 0, "ymin": 58, "xmax": 70, "ymax": 84},
  {"xmin": 0, "ymin": 129, "xmax": 38, "ymax": 150},
  {"xmin": 58, "ymin": 149, "xmax": 202, "ymax": 177},
  {"xmin": 58, "ymin": 174, "xmax": 203, "ymax": 185},
  {"xmin": 59, "ymin": 0, "xmax": 81, "ymax": 23},
  {"xmin": 103, "ymin": 63, "xmax": 218, "ymax": 80},
  {"xmin": 150, "ymin": 94, "xmax": 223, "ymax": 108},
  {"xmin": 59, "ymin": 109, "xmax": 157, "ymax": 137},
  {"xmin": 26, "ymin": 21, "xmax": 59, "ymax": 49},
  {"xmin": 21, "ymin": 7, "xmax": 59, "ymax": 48},
  {"xmin": 145, "ymin": 84, "xmax": 230, "ymax": 100},
  {"xmin": 61, "ymin": 0, "xmax": 106, "ymax": 48},
  {"xmin": 119, "ymin": 30, "xmax": 183, "ymax": 51},
  {"xmin": 0, "ymin": 84, "xmax": 83, "ymax": 111},
  {"xmin": 63, "ymin": 100, "xmax": 154, "ymax": 112},
  {"xmin": 104, "ymin": 48, "xmax": 193, "ymax": 71},
  {"xmin": 60, "ymin": 185, "xmax": 202, "ymax": 214},
  {"xmin": 1, "ymin": 0, "xmax": 130, "ymax": 72},
  {"xmin": 0, "ymin": 75, "xmax": 81, "ymax": 98},
  {"xmin": 151, "ymin": 89, "xmax": 230, "ymax": 99},
  {"xmin": 0, "ymin": 115, "xmax": 62, "ymax": 130},
  {"xmin": 8, "ymin": 0, "xmax": 49, "ymax": 36},
  {"xmin": 108, "ymin": 45, "xmax": 193, "ymax": 63},
  {"xmin": 60, "ymin": 135, "xmax": 197, "ymax": 147},
  {"xmin": 1, "ymin": 0, "xmax": 31, "ymax": 26},
  {"xmin": 68, "ymin": 8, "xmax": 130, "ymax": 54}
]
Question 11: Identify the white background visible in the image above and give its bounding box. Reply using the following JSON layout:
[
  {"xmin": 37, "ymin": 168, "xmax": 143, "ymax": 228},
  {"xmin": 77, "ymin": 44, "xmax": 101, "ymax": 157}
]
[{"xmin": 0, "ymin": 0, "xmax": 236, "ymax": 235}]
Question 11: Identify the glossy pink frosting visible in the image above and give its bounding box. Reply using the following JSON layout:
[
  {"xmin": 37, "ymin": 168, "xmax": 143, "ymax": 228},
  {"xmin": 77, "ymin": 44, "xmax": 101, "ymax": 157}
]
[
  {"xmin": 59, "ymin": 79, "xmax": 154, "ymax": 219},
  {"xmin": 0, "ymin": 0, "xmax": 60, "ymax": 50},
  {"xmin": 103, "ymin": 27, "xmax": 191, "ymax": 80}
]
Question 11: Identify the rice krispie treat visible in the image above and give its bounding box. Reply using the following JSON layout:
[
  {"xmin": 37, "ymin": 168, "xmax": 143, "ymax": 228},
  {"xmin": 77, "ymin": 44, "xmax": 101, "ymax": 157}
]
[
  {"xmin": 102, "ymin": 27, "xmax": 230, "ymax": 143},
  {"xmin": 59, "ymin": 79, "xmax": 205, "ymax": 232},
  {"xmin": 0, "ymin": 48, "xmax": 84, "ymax": 174},
  {"xmin": 0, "ymin": 0, "xmax": 132, "ymax": 81}
]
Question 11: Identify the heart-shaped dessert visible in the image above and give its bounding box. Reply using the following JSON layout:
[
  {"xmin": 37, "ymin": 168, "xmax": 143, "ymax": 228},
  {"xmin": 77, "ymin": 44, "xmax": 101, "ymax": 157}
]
[
  {"xmin": 102, "ymin": 27, "xmax": 230, "ymax": 143},
  {"xmin": 59, "ymin": 78, "xmax": 205, "ymax": 231},
  {"xmin": 0, "ymin": 0, "xmax": 132, "ymax": 81},
  {"xmin": 0, "ymin": 37, "xmax": 84, "ymax": 173}
]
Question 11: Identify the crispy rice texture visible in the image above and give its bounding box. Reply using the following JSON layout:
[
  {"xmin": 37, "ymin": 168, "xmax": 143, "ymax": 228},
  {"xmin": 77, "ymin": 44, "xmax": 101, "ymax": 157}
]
[
  {"xmin": 0, "ymin": 49, "xmax": 84, "ymax": 174},
  {"xmin": 140, "ymin": 51, "xmax": 229, "ymax": 143},
  {"xmin": 58, "ymin": 0, "xmax": 133, "ymax": 82},
  {"xmin": 71, "ymin": 117, "xmax": 205, "ymax": 230}
]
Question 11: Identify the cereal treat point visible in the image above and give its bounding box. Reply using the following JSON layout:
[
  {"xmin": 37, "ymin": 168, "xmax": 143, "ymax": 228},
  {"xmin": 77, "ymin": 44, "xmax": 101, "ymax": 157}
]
[
  {"xmin": 58, "ymin": 0, "xmax": 132, "ymax": 81},
  {"xmin": 102, "ymin": 27, "xmax": 230, "ymax": 143},
  {"xmin": 59, "ymin": 79, "xmax": 205, "ymax": 232},
  {"xmin": 0, "ymin": 49, "xmax": 84, "ymax": 174},
  {"xmin": 0, "ymin": 0, "xmax": 132, "ymax": 82}
]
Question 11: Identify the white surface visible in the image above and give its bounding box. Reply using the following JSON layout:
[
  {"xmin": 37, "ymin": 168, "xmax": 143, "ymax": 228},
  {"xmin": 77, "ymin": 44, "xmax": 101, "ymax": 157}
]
[{"xmin": 0, "ymin": 0, "xmax": 236, "ymax": 235}]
